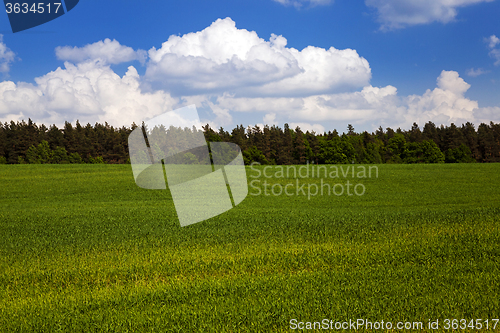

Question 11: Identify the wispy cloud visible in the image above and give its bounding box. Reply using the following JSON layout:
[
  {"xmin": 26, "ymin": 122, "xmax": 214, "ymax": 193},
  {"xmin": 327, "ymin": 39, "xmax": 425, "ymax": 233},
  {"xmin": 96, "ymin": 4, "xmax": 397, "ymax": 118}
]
[
  {"xmin": 486, "ymin": 35, "xmax": 500, "ymax": 49},
  {"xmin": 366, "ymin": 0, "xmax": 494, "ymax": 30},
  {"xmin": 485, "ymin": 35, "xmax": 500, "ymax": 66},
  {"xmin": 0, "ymin": 35, "xmax": 16, "ymax": 75},
  {"xmin": 272, "ymin": 0, "xmax": 333, "ymax": 9},
  {"xmin": 466, "ymin": 68, "xmax": 489, "ymax": 77}
]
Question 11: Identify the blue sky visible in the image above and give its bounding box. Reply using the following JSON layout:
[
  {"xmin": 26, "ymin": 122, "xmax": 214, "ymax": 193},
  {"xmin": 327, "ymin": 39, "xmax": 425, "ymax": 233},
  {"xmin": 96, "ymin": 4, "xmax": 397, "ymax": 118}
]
[{"xmin": 1, "ymin": 0, "xmax": 499, "ymax": 133}]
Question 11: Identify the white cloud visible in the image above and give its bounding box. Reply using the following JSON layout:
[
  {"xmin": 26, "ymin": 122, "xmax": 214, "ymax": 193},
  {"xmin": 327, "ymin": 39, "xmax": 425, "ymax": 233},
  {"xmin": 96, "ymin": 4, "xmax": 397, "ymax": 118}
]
[
  {"xmin": 55, "ymin": 38, "xmax": 147, "ymax": 65},
  {"xmin": 208, "ymin": 70, "xmax": 482, "ymax": 130},
  {"xmin": 0, "ymin": 18, "xmax": 497, "ymax": 133},
  {"xmin": 263, "ymin": 113, "xmax": 278, "ymax": 125},
  {"xmin": 211, "ymin": 84, "xmax": 398, "ymax": 121},
  {"xmin": 435, "ymin": 70, "xmax": 470, "ymax": 94},
  {"xmin": 273, "ymin": 0, "xmax": 333, "ymax": 8},
  {"xmin": 403, "ymin": 70, "xmax": 478, "ymax": 126},
  {"xmin": 486, "ymin": 35, "xmax": 500, "ymax": 49},
  {"xmin": 249, "ymin": 121, "xmax": 325, "ymax": 134},
  {"xmin": 466, "ymin": 68, "xmax": 489, "ymax": 77},
  {"xmin": 201, "ymin": 99, "xmax": 234, "ymax": 127},
  {"xmin": 473, "ymin": 106, "xmax": 500, "ymax": 123},
  {"xmin": 490, "ymin": 49, "xmax": 500, "ymax": 66},
  {"xmin": 0, "ymin": 35, "xmax": 16, "ymax": 75},
  {"xmin": 289, "ymin": 122, "xmax": 326, "ymax": 133},
  {"xmin": 0, "ymin": 60, "xmax": 176, "ymax": 127},
  {"xmin": 366, "ymin": 0, "xmax": 494, "ymax": 30},
  {"xmin": 485, "ymin": 35, "xmax": 500, "ymax": 66},
  {"xmin": 145, "ymin": 18, "xmax": 370, "ymax": 97}
]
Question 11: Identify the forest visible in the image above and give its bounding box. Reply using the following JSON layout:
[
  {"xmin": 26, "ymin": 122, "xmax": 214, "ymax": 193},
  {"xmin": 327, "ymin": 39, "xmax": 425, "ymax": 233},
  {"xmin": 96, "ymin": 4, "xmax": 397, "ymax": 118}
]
[{"xmin": 1, "ymin": 119, "xmax": 499, "ymax": 165}]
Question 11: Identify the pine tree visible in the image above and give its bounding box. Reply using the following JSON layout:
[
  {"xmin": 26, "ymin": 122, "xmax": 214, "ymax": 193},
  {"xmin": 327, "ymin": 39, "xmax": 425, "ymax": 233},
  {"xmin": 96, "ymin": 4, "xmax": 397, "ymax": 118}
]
[
  {"xmin": 47, "ymin": 124, "xmax": 64, "ymax": 150},
  {"xmin": 202, "ymin": 124, "xmax": 221, "ymax": 143},
  {"xmin": 442, "ymin": 123, "xmax": 463, "ymax": 151},
  {"xmin": 230, "ymin": 125, "xmax": 247, "ymax": 151},
  {"xmin": 63, "ymin": 121, "xmax": 76, "ymax": 154},
  {"xmin": 409, "ymin": 122, "xmax": 423, "ymax": 142},
  {"xmin": 422, "ymin": 121, "xmax": 438, "ymax": 144},
  {"xmin": 279, "ymin": 123, "xmax": 293, "ymax": 165},
  {"xmin": 375, "ymin": 126, "xmax": 385, "ymax": 143},
  {"xmin": 0, "ymin": 122, "xmax": 6, "ymax": 160},
  {"xmin": 268, "ymin": 125, "xmax": 282, "ymax": 164},
  {"xmin": 385, "ymin": 127, "xmax": 395, "ymax": 141},
  {"xmin": 305, "ymin": 131, "xmax": 319, "ymax": 163},
  {"xmin": 347, "ymin": 124, "xmax": 355, "ymax": 136},
  {"xmin": 477, "ymin": 123, "xmax": 494, "ymax": 162},
  {"xmin": 293, "ymin": 126, "xmax": 306, "ymax": 164},
  {"xmin": 461, "ymin": 122, "xmax": 479, "ymax": 161},
  {"xmin": 218, "ymin": 127, "xmax": 230, "ymax": 142},
  {"xmin": 262, "ymin": 125, "xmax": 272, "ymax": 163}
]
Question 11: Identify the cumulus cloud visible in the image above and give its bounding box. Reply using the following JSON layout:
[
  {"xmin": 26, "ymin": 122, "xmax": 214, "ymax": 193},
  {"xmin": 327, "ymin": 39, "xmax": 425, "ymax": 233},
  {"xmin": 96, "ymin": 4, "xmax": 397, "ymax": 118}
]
[
  {"xmin": 263, "ymin": 113, "xmax": 278, "ymax": 125},
  {"xmin": 208, "ymin": 71, "xmax": 483, "ymax": 130},
  {"xmin": 272, "ymin": 0, "xmax": 333, "ymax": 8},
  {"xmin": 466, "ymin": 68, "xmax": 489, "ymax": 77},
  {"xmin": 0, "ymin": 61, "xmax": 176, "ymax": 127},
  {"xmin": 55, "ymin": 38, "xmax": 147, "ymax": 65},
  {"xmin": 366, "ymin": 0, "xmax": 494, "ymax": 30},
  {"xmin": 473, "ymin": 106, "xmax": 500, "ymax": 123},
  {"xmin": 485, "ymin": 35, "xmax": 500, "ymax": 66},
  {"xmin": 0, "ymin": 35, "xmax": 16, "ymax": 75},
  {"xmin": 1, "ymin": 18, "xmax": 498, "ymax": 133},
  {"xmin": 145, "ymin": 18, "xmax": 370, "ymax": 97},
  {"xmin": 403, "ymin": 70, "xmax": 478, "ymax": 126}
]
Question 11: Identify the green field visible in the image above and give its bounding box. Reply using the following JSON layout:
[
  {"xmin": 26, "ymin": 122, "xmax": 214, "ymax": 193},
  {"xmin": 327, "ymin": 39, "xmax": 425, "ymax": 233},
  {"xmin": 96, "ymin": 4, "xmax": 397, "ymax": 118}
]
[{"xmin": 1, "ymin": 164, "xmax": 499, "ymax": 332}]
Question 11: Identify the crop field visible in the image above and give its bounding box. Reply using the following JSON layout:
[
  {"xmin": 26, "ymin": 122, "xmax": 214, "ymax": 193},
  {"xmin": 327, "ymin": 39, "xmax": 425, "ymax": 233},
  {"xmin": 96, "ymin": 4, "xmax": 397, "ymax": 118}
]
[{"xmin": 1, "ymin": 163, "xmax": 499, "ymax": 332}]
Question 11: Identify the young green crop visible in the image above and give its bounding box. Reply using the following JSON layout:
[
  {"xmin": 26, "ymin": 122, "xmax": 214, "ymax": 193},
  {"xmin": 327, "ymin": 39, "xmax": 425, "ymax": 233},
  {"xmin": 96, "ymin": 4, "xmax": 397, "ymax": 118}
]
[{"xmin": 0, "ymin": 164, "xmax": 499, "ymax": 332}]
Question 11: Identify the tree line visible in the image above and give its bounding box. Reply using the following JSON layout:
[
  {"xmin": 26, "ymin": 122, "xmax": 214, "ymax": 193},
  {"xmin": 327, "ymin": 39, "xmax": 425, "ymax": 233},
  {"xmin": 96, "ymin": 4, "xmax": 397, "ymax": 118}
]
[{"xmin": 1, "ymin": 119, "xmax": 499, "ymax": 165}]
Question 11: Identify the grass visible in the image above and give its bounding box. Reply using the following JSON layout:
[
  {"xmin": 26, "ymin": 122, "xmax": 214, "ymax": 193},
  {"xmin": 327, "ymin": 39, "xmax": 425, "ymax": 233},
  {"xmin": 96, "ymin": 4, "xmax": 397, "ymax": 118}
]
[{"xmin": 0, "ymin": 163, "xmax": 499, "ymax": 332}]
